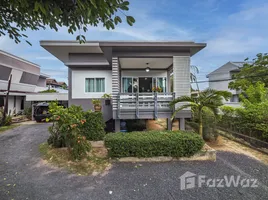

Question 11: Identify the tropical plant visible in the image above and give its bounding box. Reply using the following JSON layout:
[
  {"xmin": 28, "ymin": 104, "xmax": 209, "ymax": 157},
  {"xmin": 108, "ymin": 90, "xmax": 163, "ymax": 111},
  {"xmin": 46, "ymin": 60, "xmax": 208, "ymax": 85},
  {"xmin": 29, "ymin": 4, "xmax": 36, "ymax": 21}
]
[
  {"xmin": 92, "ymin": 99, "xmax": 101, "ymax": 106},
  {"xmin": 102, "ymin": 94, "xmax": 111, "ymax": 99},
  {"xmin": 39, "ymin": 89, "xmax": 57, "ymax": 93},
  {"xmin": 220, "ymin": 82, "xmax": 268, "ymax": 141},
  {"xmin": 170, "ymin": 89, "xmax": 231, "ymax": 137},
  {"xmin": 190, "ymin": 65, "xmax": 200, "ymax": 92},
  {"xmin": 0, "ymin": 0, "xmax": 134, "ymax": 44},
  {"xmin": 229, "ymin": 53, "xmax": 268, "ymax": 91}
]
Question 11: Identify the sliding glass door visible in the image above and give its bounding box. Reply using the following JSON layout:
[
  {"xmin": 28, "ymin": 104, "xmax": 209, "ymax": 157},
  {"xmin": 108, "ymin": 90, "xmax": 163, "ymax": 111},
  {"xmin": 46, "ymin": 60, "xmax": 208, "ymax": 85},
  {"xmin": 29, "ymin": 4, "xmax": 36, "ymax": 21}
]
[
  {"xmin": 122, "ymin": 76, "xmax": 166, "ymax": 93},
  {"xmin": 122, "ymin": 77, "xmax": 139, "ymax": 93}
]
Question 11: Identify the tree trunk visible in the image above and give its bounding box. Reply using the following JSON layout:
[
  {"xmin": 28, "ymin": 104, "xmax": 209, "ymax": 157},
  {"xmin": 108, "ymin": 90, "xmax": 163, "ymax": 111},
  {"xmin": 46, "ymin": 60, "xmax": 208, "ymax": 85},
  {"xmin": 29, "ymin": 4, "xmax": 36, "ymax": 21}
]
[
  {"xmin": 2, "ymin": 74, "xmax": 12, "ymax": 125},
  {"xmin": 198, "ymin": 109, "xmax": 203, "ymax": 138}
]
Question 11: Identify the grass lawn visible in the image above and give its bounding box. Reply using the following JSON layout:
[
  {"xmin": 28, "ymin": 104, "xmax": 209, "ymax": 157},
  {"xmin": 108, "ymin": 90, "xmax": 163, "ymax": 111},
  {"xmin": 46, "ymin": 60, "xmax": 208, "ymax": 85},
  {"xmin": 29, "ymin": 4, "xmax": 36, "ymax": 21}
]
[
  {"xmin": 39, "ymin": 143, "xmax": 111, "ymax": 176},
  {"xmin": 0, "ymin": 124, "xmax": 20, "ymax": 133}
]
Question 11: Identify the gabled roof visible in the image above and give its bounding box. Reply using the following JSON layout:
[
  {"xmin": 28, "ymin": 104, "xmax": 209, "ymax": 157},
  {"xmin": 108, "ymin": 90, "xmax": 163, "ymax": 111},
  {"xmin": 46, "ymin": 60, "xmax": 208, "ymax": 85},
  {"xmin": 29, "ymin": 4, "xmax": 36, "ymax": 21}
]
[
  {"xmin": 46, "ymin": 78, "xmax": 59, "ymax": 85},
  {"xmin": 206, "ymin": 61, "xmax": 245, "ymax": 77},
  {"xmin": 58, "ymin": 82, "xmax": 67, "ymax": 86}
]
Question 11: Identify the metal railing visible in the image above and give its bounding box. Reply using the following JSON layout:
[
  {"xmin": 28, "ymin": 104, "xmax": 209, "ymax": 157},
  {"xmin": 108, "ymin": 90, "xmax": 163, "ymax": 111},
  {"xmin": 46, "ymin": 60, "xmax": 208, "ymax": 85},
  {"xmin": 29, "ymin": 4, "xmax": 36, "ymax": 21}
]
[{"xmin": 117, "ymin": 92, "xmax": 175, "ymax": 119}]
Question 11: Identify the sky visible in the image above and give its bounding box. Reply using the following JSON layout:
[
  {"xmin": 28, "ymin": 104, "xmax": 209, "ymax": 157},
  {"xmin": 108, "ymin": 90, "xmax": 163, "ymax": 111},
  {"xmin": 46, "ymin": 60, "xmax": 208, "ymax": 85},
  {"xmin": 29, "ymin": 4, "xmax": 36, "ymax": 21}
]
[{"xmin": 0, "ymin": 0, "xmax": 267, "ymax": 89}]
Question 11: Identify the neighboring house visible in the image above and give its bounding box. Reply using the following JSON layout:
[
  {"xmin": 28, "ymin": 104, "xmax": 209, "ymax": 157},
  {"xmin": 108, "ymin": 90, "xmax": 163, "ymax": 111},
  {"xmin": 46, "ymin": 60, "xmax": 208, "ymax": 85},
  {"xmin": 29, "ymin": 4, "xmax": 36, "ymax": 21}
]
[
  {"xmin": 0, "ymin": 50, "xmax": 49, "ymax": 114},
  {"xmin": 206, "ymin": 61, "xmax": 244, "ymax": 107},
  {"xmin": 58, "ymin": 81, "xmax": 68, "ymax": 89},
  {"xmin": 41, "ymin": 41, "xmax": 206, "ymax": 131},
  {"xmin": 46, "ymin": 78, "xmax": 68, "ymax": 90}
]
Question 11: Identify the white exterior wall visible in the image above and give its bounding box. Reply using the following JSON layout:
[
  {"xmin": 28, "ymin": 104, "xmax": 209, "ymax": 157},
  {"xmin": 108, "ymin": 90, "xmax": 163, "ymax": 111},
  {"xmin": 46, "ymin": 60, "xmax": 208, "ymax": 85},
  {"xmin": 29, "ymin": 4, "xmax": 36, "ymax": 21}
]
[
  {"xmin": 0, "ymin": 80, "xmax": 36, "ymax": 93},
  {"xmin": 72, "ymin": 69, "xmax": 112, "ymax": 99},
  {"xmin": 5, "ymin": 96, "xmax": 23, "ymax": 115},
  {"xmin": 7, "ymin": 96, "xmax": 14, "ymax": 114},
  {"xmin": 26, "ymin": 93, "xmax": 68, "ymax": 101},
  {"xmin": 208, "ymin": 62, "xmax": 240, "ymax": 104}
]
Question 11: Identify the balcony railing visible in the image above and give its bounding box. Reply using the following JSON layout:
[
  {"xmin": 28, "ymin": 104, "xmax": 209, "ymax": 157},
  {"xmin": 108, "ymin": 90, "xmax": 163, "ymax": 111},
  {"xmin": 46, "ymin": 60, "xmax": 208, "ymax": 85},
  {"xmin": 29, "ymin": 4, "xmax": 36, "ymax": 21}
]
[{"xmin": 117, "ymin": 92, "xmax": 175, "ymax": 119}]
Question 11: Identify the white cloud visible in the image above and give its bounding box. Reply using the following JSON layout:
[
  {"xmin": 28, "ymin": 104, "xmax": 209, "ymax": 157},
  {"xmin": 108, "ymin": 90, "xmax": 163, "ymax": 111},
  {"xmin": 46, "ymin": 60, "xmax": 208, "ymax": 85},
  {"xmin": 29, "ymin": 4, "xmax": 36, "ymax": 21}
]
[{"xmin": 205, "ymin": 2, "xmax": 268, "ymax": 56}]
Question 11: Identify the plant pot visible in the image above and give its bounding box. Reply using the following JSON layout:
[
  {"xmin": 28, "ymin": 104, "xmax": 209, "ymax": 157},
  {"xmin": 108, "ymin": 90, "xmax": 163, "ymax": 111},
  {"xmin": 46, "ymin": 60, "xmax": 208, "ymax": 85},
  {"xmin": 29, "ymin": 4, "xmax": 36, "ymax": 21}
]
[{"xmin": 94, "ymin": 105, "xmax": 102, "ymax": 112}]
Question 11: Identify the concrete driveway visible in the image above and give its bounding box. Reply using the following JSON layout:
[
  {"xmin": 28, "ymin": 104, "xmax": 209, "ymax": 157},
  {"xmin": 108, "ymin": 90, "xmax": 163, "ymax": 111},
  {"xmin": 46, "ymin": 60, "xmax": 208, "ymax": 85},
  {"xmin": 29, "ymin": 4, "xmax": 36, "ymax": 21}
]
[{"xmin": 0, "ymin": 124, "xmax": 268, "ymax": 200}]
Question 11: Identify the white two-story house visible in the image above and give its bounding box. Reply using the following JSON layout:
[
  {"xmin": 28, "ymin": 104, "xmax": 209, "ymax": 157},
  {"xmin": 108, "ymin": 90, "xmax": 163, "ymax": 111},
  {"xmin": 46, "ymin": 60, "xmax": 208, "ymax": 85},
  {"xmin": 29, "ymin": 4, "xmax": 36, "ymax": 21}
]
[
  {"xmin": 207, "ymin": 61, "xmax": 244, "ymax": 107},
  {"xmin": 0, "ymin": 50, "xmax": 49, "ymax": 114}
]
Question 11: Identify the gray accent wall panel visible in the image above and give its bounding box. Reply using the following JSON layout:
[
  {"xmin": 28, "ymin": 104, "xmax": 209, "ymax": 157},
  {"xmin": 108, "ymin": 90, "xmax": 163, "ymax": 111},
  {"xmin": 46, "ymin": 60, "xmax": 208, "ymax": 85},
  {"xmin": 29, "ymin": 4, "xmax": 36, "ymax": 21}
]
[
  {"xmin": 173, "ymin": 56, "xmax": 190, "ymax": 109},
  {"xmin": 69, "ymin": 53, "xmax": 109, "ymax": 64},
  {"xmin": 37, "ymin": 77, "xmax": 47, "ymax": 87},
  {"xmin": 68, "ymin": 99, "xmax": 112, "ymax": 122},
  {"xmin": 0, "ymin": 65, "xmax": 12, "ymax": 80},
  {"xmin": 0, "ymin": 53, "xmax": 40, "ymax": 74},
  {"xmin": 112, "ymin": 57, "xmax": 119, "ymax": 118},
  {"xmin": 20, "ymin": 72, "xmax": 39, "ymax": 85}
]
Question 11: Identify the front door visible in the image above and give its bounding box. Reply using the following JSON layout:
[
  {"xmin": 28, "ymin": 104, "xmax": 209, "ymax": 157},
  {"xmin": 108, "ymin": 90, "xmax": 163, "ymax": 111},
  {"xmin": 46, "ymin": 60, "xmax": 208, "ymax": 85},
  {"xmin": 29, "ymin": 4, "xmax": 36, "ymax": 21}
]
[{"xmin": 138, "ymin": 77, "xmax": 152, "ymax": 92}]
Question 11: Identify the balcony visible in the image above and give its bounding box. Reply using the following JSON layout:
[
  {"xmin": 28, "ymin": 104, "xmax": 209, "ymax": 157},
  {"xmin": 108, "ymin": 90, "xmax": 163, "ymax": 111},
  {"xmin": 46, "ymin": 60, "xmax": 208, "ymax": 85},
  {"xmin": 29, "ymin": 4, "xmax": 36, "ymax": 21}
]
[{"xmin": 116, "ymin": 92, "xmax": 175, "ymax": 119}]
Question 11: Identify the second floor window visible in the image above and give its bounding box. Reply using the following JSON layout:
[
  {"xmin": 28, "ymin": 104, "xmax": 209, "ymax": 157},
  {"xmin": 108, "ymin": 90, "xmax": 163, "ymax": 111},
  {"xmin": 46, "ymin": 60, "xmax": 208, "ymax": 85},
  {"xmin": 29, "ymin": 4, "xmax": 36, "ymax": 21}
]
[{"xmin": 85, "ymin": 78, "xmax": 105, "ymax": 92}]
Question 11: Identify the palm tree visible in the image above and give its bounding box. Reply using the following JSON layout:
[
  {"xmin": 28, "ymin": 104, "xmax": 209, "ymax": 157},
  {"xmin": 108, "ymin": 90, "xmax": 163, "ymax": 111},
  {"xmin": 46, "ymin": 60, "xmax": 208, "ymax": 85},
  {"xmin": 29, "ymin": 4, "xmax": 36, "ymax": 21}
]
[
  {"xmin": 170, "ymin": 89, "xmax": 232, "ymax": 137},
  {"xmin": 190, "ymin": 65, "xmax": 200, "ymax": 92}
]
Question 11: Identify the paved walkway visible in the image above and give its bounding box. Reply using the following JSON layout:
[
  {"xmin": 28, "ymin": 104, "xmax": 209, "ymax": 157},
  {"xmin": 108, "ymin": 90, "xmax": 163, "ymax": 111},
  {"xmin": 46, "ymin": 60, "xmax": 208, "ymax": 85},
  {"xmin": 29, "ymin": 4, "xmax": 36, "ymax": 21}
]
[{"xmin": 0, "ymin": 124, "xmax": 268, "ymax": 200}]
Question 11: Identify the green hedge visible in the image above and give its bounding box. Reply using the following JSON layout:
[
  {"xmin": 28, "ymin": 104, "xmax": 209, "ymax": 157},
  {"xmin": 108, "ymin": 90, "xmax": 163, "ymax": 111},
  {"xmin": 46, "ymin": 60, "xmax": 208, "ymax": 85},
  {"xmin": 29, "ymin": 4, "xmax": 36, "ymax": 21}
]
[
  {"xmin": 81, "ymin": 111, "xmax": 106, "ymax": 141},
  {"xmin": 104, "ymin": 130, "xmax": 204, "ymax": 158}
]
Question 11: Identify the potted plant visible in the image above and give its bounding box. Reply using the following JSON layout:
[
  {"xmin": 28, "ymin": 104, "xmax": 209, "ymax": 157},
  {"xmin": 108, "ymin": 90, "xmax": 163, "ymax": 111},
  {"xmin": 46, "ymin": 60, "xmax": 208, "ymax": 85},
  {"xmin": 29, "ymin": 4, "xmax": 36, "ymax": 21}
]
[
  {"xmin": 152, "ymin": 87, "xmax": 163, "ymax": 93},
  {"xmin": 92, "ymin": 99, "xmax": 102, "ymax": 112},
  {"xmin": 102, "ymin": 93, "xmax": 111, "ymax": 99},
  {"xmin": 102, "ymin": 94, "xmax": 111, "ymax": 106}
]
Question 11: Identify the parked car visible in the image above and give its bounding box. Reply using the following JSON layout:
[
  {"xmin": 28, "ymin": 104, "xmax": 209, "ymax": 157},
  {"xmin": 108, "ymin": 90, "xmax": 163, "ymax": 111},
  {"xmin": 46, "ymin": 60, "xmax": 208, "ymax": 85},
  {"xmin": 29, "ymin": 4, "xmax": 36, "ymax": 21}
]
[{"xmin": 34, "ymin": 102, "xmax": 50, "ymax": 122}]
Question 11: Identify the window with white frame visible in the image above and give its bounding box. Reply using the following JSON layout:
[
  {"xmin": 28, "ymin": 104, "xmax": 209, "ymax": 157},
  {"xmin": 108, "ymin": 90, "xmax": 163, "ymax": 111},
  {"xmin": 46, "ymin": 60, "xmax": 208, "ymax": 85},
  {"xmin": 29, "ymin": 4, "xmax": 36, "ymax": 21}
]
[
  {"xmin": 121, "ymin": 77, "xmax": 167, "ymax": 93},
  {"xmin": 85, "ymin": 78, "xmax": 105, "ymax": 92}
]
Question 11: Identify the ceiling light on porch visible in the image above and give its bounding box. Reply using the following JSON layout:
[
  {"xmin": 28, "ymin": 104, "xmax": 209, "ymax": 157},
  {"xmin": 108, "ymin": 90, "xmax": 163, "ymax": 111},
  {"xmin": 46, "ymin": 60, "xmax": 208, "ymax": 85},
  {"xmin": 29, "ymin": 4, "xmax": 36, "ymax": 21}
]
[{"xmin": 145, "ymin": 63, "xmax": 150, "ymax": 72}]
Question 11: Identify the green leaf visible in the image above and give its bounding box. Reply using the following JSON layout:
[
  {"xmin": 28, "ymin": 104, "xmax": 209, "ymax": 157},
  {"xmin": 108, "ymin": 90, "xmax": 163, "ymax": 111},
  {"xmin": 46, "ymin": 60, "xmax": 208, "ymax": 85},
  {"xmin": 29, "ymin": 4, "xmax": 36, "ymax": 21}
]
[
  {"xmin": 26, "ymin": 40, "xmax": 32, "ymax": 46},
  {"xmin": 90, "ymin": 0, "xmax": 97, "ymax": 8},
  {"xmin": 114, "ymin": 16, "xmax": 122, "ymax": 25},
  {"xmin": 126, "ymin": 16, "xmax": 135, "ymax": 26}
]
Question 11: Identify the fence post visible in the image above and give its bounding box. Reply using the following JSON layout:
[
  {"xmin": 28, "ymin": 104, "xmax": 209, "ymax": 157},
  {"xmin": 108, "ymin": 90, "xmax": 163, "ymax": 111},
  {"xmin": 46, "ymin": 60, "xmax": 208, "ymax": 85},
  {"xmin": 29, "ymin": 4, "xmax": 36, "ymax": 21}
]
[
  {"xmin": 117, "ymin": 93, "xmax": 120, "ymax": 119},
  {"xmin": 136, "ymin": 93, "xmax": 139, "ymax": 119},
  {"xmin": 154, "ymin": 92, "xmax": 158, "ymax": 119}
]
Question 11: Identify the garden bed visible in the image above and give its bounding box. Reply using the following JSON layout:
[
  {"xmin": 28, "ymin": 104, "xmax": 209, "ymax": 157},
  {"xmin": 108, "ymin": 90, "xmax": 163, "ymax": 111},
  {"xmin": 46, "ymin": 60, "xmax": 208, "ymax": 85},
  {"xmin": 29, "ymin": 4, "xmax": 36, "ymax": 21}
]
[
  {"xmin": 117, "ymin": 144, "xmax": 216, "ymax": 162},
  {"xmin": 39, "ymin": 143, "xmax": 111, "ymax": 176},
  {"xmin": 104, "ymin": 130, "xmax": 214, "ymax": 161},
  {"xmin": 90, "ymin": 140, "xmax": 216, "ymax": 162}
]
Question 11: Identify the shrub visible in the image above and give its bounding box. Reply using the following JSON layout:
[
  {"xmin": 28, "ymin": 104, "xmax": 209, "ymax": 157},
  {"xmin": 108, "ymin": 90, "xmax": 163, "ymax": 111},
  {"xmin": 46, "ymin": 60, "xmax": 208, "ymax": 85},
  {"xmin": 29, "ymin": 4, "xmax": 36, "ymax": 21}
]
[
  {"xmin": 104, "ymin": 130, "xmax": 204, "ymax": 158},
  {"xmin": 71, "ymin": 135, "xmax": 92, "ymax": 160},
  {"xmin": 81, "ymin": 111, "xmax": 106, "ymax": 140},
  {"xmin": 23, "ymin": 107, "xmax": 32, "ymax": 120},
  {"xmin": 0, "ymin": 108, "xmax": 12, "ymax": 126},
  {"xmin": 189, "ymin": 107, "xmax": 219, "ymax": 141},
  {"xmin": 47, "ymin": 102, "xmax": 90, "ymax": 160},
  {"xmin": 2, "ymin": 115, "xmax": 12, "ymax": 126},
  {"xmin": 39, "ymin": 89, "xmax": 57, "ymax": 93}
]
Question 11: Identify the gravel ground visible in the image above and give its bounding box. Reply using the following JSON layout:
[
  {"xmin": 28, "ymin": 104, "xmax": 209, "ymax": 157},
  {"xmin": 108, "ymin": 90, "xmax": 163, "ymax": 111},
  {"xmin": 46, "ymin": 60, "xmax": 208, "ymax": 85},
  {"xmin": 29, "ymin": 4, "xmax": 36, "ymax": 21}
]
[{"xmin": 0, "ymin": 124, "xmax": 268, "ymax": 200}]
